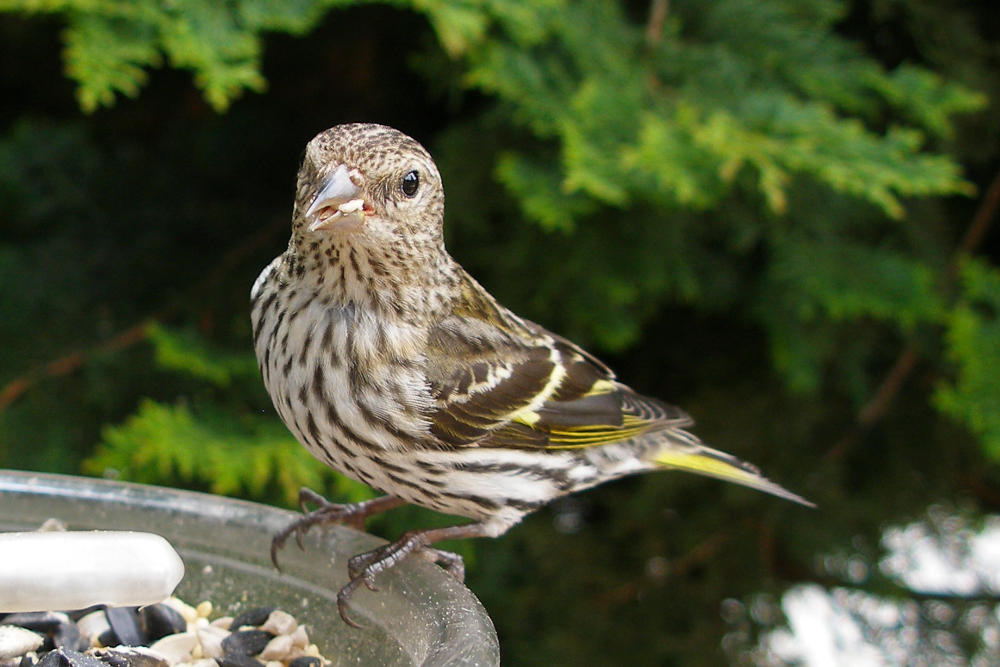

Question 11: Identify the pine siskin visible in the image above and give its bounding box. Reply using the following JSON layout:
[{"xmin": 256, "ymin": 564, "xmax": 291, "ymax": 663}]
[{"xmin": 251, "ymin": 123, "xmax": 812, "ymax": 626}]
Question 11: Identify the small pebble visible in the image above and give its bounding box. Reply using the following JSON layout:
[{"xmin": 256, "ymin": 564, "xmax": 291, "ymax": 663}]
[
  {"xmin": 104, "ymin": 609, "xmax": 143, "ymax": 647},
  {"xmin": 191, "ymin": 605, "xmax": 210, "ymax": 623},
  {"xmin": 260, "ymin": 609, "xmax": 299, "ymax": 635},
  {"xmin": 2, "ymin": 613, "xmax": 79, "ymax": 652},
  {"xmin": 36, "ymin": 651, "xmax": 68, "ymax": 667},
  {"xmin": 287, "ymin": 628, "xmax": 307, "ymax": 651},
  {"xmin": 0, "ymin": 597, "xmax": 328, "ymax": 667},
  {"xmin": 175, "ymin": 660, "xmax": 216, "ymax": 667},
  {"xmin": 1, "ymin": 614, "xmax": 67, "ymax": 634},
  {"xmin": 228, "ymin": 610, "xmax": 274, "ymax": 633},
  {"xmin": 216, "ymin": 656, "xmax": 264, "ymax": 667},
  {"xmin": 95, "ymin": 629, "xmax": 117, "ymax": 650},
  {"xmin": 258, "ymin": 613, "xmax": 295, "ymax": 638},
  {"xmin": 36, "ymin": 649, "xmax": 103, "ymax": 667},
  {"xmin": 92, "ymin": 647, "xmax": 167, "ymax": 667},
  {"xmin": 75, "ymin": 613, "xmax": 109, "ymax": 647},
  {"xmin": 193, "ymin": 626, "xmax": 227, "ymax": 660},
  {"xmin": 257, "ymin": 636, "xmax": 292, "ymax": 663},
  {"xmin": 156, "ymin": 602, "xmax": 194, "ymax": 627},
  {"xmin": 147, "ymin": 633, "xmax": 197, "ymax": 665},
  {"xmin": 287, "ymin": 658, "xmax": 320, "ymax": 667},
  {"xmin": 0, "ymin": 626, "xmax": 44, "ymax": 659},
  {"xmin": 138, "ymin": 606, "xmax": 185, "ymax": 642},
  {"xmin": 37, "ymin": 519, "xmax": 66, "ymax": 533},
  {"xmin": 221, "ymin": 631, "xmax": 272, "ymax": 658}
]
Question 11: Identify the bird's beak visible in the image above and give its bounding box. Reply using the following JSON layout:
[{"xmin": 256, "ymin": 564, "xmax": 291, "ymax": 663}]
[{"xmin": 305, "ymin": 164, "xmax": 367, "ymax": 232}]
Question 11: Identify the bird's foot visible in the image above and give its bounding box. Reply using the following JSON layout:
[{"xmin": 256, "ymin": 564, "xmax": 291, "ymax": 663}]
[
  {"xmin": 270, "ymin": 489, "xmax": 405, "ymax": 569},
  {"xmin": 336, "ymin": 523, "xmax": 486, "ymax": 627},
  {"xmin": 344, "ymin": 537, "xmax": 466, "ymax": 586}
]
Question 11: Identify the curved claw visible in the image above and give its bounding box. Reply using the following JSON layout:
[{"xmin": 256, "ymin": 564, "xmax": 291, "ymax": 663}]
[
  {"xmin": 270, "ymin": 538, "xmax": 284, "ymax": 571},
  {"xmin": 270, "ymin": 518, "xmax": 311, "ymax": 570},
  {"xmin": 269, "ymin": 527, "xmax": 297, "ymax": 571},
  {"xmin": 337, "ymin": 578, "xmax": 366, "ymax": 629},
  {"xmin": 336, "ymin": 560, "xmax": 382, "ymax": 626}
]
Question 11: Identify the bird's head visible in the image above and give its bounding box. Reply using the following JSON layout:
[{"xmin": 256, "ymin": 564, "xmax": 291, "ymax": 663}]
[{"xmin": 292, "ymin": 124, "xmax": 445, "ymax": 252}]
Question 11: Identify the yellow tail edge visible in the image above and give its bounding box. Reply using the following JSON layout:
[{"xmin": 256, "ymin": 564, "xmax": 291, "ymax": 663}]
[{"xmin": 653, "ymin": 449, "xmax": 815, "ymax": 508}]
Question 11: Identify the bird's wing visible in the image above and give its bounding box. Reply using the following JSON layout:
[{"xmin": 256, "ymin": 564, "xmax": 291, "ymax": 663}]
[
  {"xmin": 424, "ymin": 289, "xmax": 690, "ymax": 451},
  {"xmin": 423, "ymin": 275, "xmax": 815, "ymax": 507}
]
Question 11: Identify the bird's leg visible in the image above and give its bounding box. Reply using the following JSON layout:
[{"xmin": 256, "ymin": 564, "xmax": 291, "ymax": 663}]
[
  {"xmin": 270, "ymin": 489, "xmax": 406, "ymax": 569},
  {"xmin": 337, "ymin": 522, "xmax": 489, "ymax": 628}
]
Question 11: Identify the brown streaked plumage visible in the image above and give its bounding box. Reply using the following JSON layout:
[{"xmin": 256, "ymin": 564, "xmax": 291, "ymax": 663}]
[{"xmin": 251, "ymin": 123, "xmax": 812, "ymax": 626}]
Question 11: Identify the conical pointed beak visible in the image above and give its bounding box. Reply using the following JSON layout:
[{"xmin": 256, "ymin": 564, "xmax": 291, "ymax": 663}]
[{"xmin": 305, "ymin": 164, "xmax": 366, "ymax": 232}]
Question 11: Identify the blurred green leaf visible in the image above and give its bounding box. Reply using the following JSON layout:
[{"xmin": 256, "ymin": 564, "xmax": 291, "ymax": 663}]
[
  {"xmin": 86, "ymin": 398, "xmax": 371, "ymax": 506},
  {"xmin": 935, "ymin": 259, "xmax": 1000, "ymax": 458},
  {"xmin": 147, "ymin": 323, "xmax": 259, "ymax": 388}
]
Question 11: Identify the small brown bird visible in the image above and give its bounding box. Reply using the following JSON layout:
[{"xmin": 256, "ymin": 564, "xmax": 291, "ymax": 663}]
[{"xmin": 251, "ymin": 123, "xmax": 810, "ymax": 626}]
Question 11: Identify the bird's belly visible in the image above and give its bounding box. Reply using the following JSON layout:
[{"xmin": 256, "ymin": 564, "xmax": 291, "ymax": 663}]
[{"xmin": 256, "ymin": 294, "xmax": 441, "ymax": 490}]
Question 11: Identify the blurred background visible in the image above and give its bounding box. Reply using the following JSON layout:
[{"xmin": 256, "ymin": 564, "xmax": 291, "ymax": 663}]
[{"xmin": 2, "ymin": 0, "xmax": 999, "ymax": 663}]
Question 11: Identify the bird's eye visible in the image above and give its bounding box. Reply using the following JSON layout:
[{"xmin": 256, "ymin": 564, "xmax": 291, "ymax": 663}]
[{"xmin": 401, "ymin": 170, "xmax": 420, "ymax": 197}]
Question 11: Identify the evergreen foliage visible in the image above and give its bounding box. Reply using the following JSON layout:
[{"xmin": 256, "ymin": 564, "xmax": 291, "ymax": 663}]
[
  {"xmin": 2, "ymin": 0, "xmax": 999, "ymax": 662},
  {"xmin": 88, "ymin": 397, "xmax": 323, "ymax": 505},
  {"xmin": 84, "ymin": 324, "xmax": 354, "ymax": 506},
  {"xmin": 936, "ymin": 258, "xmax": 1000, "ymax": 458}
]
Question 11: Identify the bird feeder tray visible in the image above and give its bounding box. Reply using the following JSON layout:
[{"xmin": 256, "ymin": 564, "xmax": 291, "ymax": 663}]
[{"xmin": 0, "ymin": 470, "xmax": 499, "ymax": 666}]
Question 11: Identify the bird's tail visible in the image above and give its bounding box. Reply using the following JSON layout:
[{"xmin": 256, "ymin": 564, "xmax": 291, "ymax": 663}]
[{"xmin": 650, "ymin": 437, "xmax": 814, "ymax": 507}]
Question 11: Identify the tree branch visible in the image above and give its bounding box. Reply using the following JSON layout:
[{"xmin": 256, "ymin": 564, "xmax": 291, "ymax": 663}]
[
  {"xmin": 0, "ymin": 214, "xmax": 286, "ymax": 413},
  {"xmin": 0, "ymin": 321, "xmax": 151, "ymax": 411},
  {"xmin": 645, "ymin": 0, "xmax": 669, "ymax": 46},
  {"xmin": 828, "ymin": 168, "xmax": 1000, "ymax": 461}
]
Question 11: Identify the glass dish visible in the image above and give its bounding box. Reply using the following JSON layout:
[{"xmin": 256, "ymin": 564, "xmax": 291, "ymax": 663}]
[{"xmin": 0, "ymin": 470, "xmax": 499, "ymax": 666}]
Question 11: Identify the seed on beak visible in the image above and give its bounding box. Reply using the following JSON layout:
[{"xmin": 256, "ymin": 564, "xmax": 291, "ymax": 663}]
[
  {"xmin": 306, "ymin": 198, "xmax": 368, "ymax": 232},
  {"xmin": 338, "ymin": 199, "xmax": 365, "ymax": 215}
]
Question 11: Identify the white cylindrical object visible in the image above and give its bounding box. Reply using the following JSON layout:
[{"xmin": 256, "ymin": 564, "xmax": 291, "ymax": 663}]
[{"xmin": 0, "ymin": 531, "xmax": 184, "ymax": 612}]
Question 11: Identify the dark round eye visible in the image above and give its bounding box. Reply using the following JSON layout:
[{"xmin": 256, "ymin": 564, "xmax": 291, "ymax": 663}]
[{"xmin": 401, "ymin": 170, "xmax": 420, "ymax": 197}]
